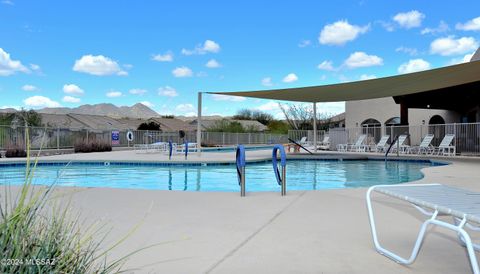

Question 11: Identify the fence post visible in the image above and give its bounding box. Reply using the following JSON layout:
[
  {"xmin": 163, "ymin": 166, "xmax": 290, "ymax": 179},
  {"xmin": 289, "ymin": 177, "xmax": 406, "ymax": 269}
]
[
  {"xmin": 248, "ymin": 133, "xmax": 251, "ymax": 144},
  {"xmin": 57, "ymin": 127, "xmax": 60, "ymax": 150}
]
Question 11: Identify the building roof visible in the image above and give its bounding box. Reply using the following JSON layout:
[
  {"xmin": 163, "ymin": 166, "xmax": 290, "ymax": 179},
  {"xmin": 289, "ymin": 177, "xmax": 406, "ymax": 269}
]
[
  {"xmin": 67, "ymin": 114, "xmax": 129, "ymax": 131},
  {"xmin": 41, "ymin": 113, "xmax": 89, "ymax": 129},
  {"xmin": 149, "ymin": 117, "xmax": 196, "ymax": 132},
  {"xmin": 208, "ymin": 60, "xmax": 480, "ymax": 103}
]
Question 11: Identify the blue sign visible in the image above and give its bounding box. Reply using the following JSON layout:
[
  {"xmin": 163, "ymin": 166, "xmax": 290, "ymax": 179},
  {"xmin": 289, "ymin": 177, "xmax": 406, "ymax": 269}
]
[{"xmin": 111, "ymin": 130, "xmax": 120, "ymax": 145}]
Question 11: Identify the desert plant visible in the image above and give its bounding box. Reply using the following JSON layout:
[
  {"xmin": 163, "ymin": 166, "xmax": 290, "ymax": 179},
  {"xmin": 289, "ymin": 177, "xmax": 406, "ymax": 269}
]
[
  {"xmin": 137, "ymin": 122, "xmax": 161, "ymax": 131},
  {"xmin": 0, "ymin": 130, "xmax": 149, "ymax": 273},
  {"xmin": 74, "ymin": 140, "xmax": 112, "ymax": 153},
  {"xmin": 4, "ymin": 144, "xmax": 27, "ymax": 158}
]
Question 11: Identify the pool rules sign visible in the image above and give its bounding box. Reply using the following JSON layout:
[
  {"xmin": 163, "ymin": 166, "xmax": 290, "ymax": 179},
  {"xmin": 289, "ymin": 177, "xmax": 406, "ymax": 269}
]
[{"xmin": 111, "ymin": 130, "xmax": 120, "ymax": 145}]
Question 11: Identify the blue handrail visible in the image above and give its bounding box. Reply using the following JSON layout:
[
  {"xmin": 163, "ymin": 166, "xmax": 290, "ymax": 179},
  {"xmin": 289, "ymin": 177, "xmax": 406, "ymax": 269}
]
[
  {"xmin": 168, "ymin": 140, "xmax": 173, "ymax": 160},
  {"xmin": 236, "ymin": 145, "xmax": 246, "ymax": 185},
  {"xmin": 272, "ymin": 144, "xmax": 286, "ymax": 185}
]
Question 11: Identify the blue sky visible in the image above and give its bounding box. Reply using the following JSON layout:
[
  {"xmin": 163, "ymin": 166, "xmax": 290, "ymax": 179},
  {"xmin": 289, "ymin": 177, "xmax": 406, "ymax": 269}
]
[{"xmin": 1, "ymin": 0, "xmax": 479, "ymax": 118}]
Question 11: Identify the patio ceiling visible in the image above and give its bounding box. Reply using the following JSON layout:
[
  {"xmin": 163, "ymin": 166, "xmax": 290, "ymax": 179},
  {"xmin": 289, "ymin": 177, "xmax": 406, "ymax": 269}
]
[{"xmin": 208, "ymin": 60, "xmax": 480, "ymax": 104}]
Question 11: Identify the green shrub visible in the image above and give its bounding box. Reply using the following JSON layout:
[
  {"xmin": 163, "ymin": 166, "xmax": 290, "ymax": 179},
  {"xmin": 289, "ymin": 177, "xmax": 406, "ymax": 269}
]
[{"xmin": 74, "ymin": 140, "xmax": 112, "ymax": 153}]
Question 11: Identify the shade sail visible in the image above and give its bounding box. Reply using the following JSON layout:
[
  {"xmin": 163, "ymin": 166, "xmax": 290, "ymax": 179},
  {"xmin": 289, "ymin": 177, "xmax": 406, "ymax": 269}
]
[{"xmin": 208, "ymin": 60, "xmax": 480, "ymax": 103}]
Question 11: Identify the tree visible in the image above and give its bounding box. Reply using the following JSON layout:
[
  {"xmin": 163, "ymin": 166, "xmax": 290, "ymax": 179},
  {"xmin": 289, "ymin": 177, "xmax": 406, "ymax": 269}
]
[
  {"xmin": 137, "ymin": 121, "xmax": 161, "ymax": 131},
  {"xmin": 267, "ymin": 120, "xmax": 290, "ymax": 134},
  {"xmin": 279, "ymin": 103, "xmax": 335, "ymax": 130},
  {"xmin": 206, "ymin": 119, "xmax": 247, "ymax": 133},
  {"xmin": 0, "ymin": 109, "xmax": 42, "ymax": 127},
  {"xmin": 233, "ymin": 109, "xmax": 274, "ymax": 125}
]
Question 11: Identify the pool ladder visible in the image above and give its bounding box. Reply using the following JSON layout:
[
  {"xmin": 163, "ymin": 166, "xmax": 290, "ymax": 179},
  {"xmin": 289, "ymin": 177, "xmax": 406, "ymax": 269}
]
[{"xmin": 236, "ymin": 144, "xmax": 286, "ymax": 197}]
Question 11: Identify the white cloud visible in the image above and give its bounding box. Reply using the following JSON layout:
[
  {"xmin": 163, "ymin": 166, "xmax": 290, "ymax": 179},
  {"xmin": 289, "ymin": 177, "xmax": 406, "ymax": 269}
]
[
  {"xmin": 395, "ymin": 46, "xmax": 418, "ymax": 56},
  {"xmin": 73, "ymin": 54, "xmax": 127, "ymax": 76},
  {"xmin": 175, "ymin": 103, "xmax": 195, "ymax": 112},
  {"xmin": 256, "ymin": 101, "xmax": 279, "ymax": 111},
  {"xmin": 393, "ymin": 10, "xmax": 425, "ymax": 29},
  {"xmin": 449, "ymin": 52, "xmax": 475, "ymax": 65},
  {"xmin": 317, "ymin": 60, "xmax": 336, "ymax": 71},
  {"xmin": 172, "ymin": 66, "xmax": 193, "ymax": 77},
  {"xmin": 421, "ymin": 21, "xmax": 449, "ymax": 35},
  {"xmin": 23, "ymin": 96, "xmax": 60, "ymax": 108},
  {"xmin": 211, "ymin": 94, "xmax": 246, "ymax": 102},
  {"xmin": 344, "ymin": 52, "xmax": 383, "ymax": 68},
  {"xmin": 205, "ymin": 59, "xmax": 221, "ymax": 68},
  {"xmin": 29, "ymin": 63, "xmax": 41, "ymax": 72},
  {"xmin": 158, "ymin": 86, "xmax": 178, "ymax": 97},
  {"xmin": 106, "ymin": 90, "xmax": 122, "ymax": 98},
  {"xmin": 22, "ymin": 84, "xmax": 38, "ymax": 91},
  {"xmin": 261, "ymin": 77, "xmax": 273, "ymax": 87},
  {"xmin": 0, "ymin": 48, "xmax": 30, "ymax": 76},
  {"xmin": 129, "ymin": 88, "xmax": 147, "ymax": 95},
  {"xmin": 456, "ymin": 16, "xmax": 480, "ymax": 31},
  {"xmin": 63, "ymin": 84, "xmax": 84, "ymax": 95},
  {"xmin": 62, "ymin": 96, "xmax": 81, "ymax": 103},
  {"xmin": 319, "ymin": 20, "xmax": 369, "ymax": 46},
  {"xmin": 140, "ymin": 101, "xmax": 154, "ymax": 108},
  {"xmin": 316, "ymin": 102, "xmax": 345, "ymax": 114},
  {"xmin": 359, "ymin": 74, "xmax": 377, "ymax": 80},
  {"xmin": 1, "ymin": 0, "xmax": 14, "ymax": 5},
  {"xmin": 398, "ymin": 59, "xmax": 431, "ymax": 74},
  {"xmin": 430, "ymin": 36, "xmax": 479, "ymax": 56},
  {"xmin": 282, "ymin": 73, "xmax": 298, "ymax": 83},
  {"xmin": 152, "ymin": 52, "xmax": 173, "ymax": 62},
  {"xmin": 181, "ymin": 40, "xmax": 220, "ymax": 55},
  {"xmin": 298, "ymin": 40, "xmax": 311, "ymax": 47}
]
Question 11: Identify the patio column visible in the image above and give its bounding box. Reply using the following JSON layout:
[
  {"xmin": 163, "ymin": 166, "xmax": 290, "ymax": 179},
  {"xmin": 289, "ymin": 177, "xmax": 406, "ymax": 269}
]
[
  {"xmin": 313, "ymin": 102, "xmax": 317, "ymax": 153},
  {"xmin": 400, "ymin": 102, "xmax": 409, "ymax": 125},
  {"xmin": 197, "ymin": 92, "xmax": 202, "ymax": 154}
]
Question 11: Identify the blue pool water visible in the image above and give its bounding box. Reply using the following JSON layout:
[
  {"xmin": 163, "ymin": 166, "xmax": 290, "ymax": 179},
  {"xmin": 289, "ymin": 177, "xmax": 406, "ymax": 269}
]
[{"xmin": 0, "ymin": 160, "xmax": 439, "ymax": 192}]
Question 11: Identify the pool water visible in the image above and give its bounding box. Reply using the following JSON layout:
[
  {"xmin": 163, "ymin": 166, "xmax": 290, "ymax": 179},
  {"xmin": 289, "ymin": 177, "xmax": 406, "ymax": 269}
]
[{"xmin": 0, "ymin": 160, "xmax": 439, "ymax": 192}]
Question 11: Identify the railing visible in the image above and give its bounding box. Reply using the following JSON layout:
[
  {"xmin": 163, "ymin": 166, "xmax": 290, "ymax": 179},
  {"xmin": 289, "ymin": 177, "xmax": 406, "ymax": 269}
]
[
  {"xmin": 289, "ymin": 122, "xmax": 480, "ymax": 156},
  {"xmin": 0, "ymin": 125, "xmax": 289, "ymax": 150}
]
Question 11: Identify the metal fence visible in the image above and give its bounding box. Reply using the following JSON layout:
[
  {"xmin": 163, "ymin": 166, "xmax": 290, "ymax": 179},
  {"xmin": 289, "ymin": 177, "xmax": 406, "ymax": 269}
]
[
  {"xmin": 0, "ymin": 125, "xmax": 289, "ymax": 150},
  {"xmin": 289, "ymin": 122, "xmax": 480, "ymax": 156}
]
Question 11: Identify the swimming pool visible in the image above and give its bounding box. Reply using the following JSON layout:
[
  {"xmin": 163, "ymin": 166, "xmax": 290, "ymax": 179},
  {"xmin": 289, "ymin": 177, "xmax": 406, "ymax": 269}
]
[{"xmin": 0, "ymin": 160, "xmax": 441, "ymax": 192}]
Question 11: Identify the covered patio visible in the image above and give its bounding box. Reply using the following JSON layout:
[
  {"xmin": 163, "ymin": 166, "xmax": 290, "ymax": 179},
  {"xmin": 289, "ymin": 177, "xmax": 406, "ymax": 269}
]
[{"xmin": 196, "ymin": 59, "xmax": 480, "ymax": 152}]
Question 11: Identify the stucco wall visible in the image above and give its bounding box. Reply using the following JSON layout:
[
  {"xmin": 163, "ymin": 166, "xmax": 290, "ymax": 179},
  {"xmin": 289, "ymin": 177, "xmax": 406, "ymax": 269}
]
[{"xmin": 345, "ymin": 97, "xmax": 460, "ymax": 128}]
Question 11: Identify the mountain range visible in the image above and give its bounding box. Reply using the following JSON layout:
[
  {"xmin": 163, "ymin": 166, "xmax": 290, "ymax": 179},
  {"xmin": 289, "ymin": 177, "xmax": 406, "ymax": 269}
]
[{"xmin": 36, "ymin": 103, "xmax": 160, "ymax": 118}]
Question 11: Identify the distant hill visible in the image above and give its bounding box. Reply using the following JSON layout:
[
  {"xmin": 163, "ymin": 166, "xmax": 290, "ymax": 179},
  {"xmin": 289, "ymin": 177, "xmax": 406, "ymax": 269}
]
[{"xmin": 37, "ymin": 103, "xmax": 160, "ymax": 118}]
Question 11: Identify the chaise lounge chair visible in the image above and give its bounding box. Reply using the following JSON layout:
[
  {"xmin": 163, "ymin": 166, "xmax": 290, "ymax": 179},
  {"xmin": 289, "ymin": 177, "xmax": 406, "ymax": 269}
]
[
  {"xmin": 434, "ymin": 134, "xmax": 456, "ymax": 156},
  {"xmin": 337, "ymin": 134, "xmax": 367, "ymax": 152},
  {"xmin": 407, "ymin": 134, "xmax": 434, "ymax": 155},
  {"xmin": 317, "ymin": 136, "xmax": 330, "ymax": 150},
  {"xmin": 374, "ymin": 135, "xmax": 390, "ymax": 153},
  {"xmin": 389, "ymin": 134, "xmax": 409, "ymax": 154},
  {"xmin": 367, "ymin": 184, "xmax": 480, "ymax": 273}
]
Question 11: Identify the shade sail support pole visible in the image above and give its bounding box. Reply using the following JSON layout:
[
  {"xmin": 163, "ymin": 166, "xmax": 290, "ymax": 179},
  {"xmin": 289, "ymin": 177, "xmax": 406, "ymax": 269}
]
[
  {"xmin": 313, "ymin": 102, "xmax": 317, "ymax": 153},
  {"xmin": 197, "ymin": 92, "xmax": 202, "ymax": 155}
]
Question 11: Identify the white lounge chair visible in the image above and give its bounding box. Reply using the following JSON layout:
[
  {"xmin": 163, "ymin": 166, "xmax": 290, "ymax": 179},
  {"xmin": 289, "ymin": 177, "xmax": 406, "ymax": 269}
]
[
  {"xmin": 177, "ymin": 142, "xmax": 198, "ymax": 153},
  {"xmin": 134, "ymin": 141, "xmax": 167, "ymax": 153},
  {"xmin": 408, "ymin": 134, "xmax": 434, "ymax": 154},
  {"xmin": 374, "ymin": 135, "xmax": 390, "ymax": 153},
  {"xmin": 298, "ymin": 136, "xmax": 308, "ymax": 146},
  {"xmin": 350, "ymin": 134, "xmax": 367, "ymax": 152},
  {"xmin": 317, "ymin": 136, "xmax": 330, "ymax": 150},
  {"xmin": 367, "ymin": 184, "xmax": 480, "ymax": 273},
  {"xmin": 390, "ymin": 134, "xmax": 409, "ymax": 154},
  {"xmin": 336, "ymin": 134, "xmax": 367, "ymax": 152},
  {"xmin": 434, "ymin": 134, "xmax": 456, "ymax": 156}
]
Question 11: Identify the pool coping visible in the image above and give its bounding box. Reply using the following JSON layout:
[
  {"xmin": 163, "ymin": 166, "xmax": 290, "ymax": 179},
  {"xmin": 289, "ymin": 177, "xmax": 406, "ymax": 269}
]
[{"xmin": 0, "ymin": 155, "xmax": 448, "ymax": 167}]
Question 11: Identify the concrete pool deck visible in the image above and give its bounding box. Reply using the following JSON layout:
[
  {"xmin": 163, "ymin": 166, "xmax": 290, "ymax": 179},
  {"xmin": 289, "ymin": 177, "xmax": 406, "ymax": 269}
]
[{"xmin": 1, "ymin": 150, "xmax": 480, "ymax": 273}]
